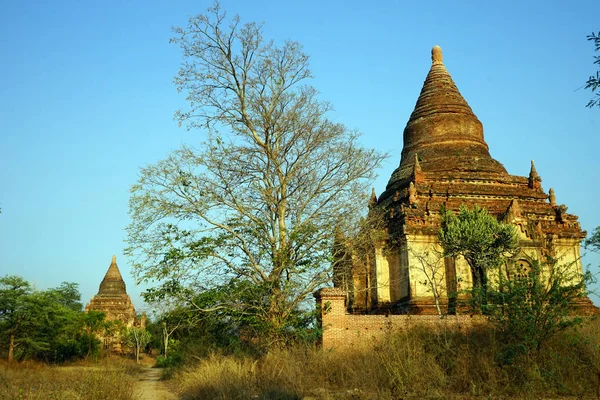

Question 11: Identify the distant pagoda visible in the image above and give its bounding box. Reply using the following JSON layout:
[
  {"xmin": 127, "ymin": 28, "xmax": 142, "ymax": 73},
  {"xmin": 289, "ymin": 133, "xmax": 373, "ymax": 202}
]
[
  {"xmin": 340, "ymin": 46, "xmax": 595, "ymax": 315},
  {"xmin": 85, "ymin": 256, "xmax": 145, "ymax": 351}
]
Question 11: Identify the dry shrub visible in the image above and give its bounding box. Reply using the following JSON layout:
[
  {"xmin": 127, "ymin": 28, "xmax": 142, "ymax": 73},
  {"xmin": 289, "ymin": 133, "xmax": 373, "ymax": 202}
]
[
  {"xmin": 0, "ymin": 361, "xmax": 136, "ymax": 400},
  {"xmin": 174, "ymin": 319, "xmax": 600, "ymax": 399}
]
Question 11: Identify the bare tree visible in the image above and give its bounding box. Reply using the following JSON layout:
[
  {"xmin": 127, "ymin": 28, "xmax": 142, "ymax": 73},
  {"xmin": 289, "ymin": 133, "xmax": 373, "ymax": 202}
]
[
  {"xmin": 408, "ymin": 245, "xmax": 446, "ymax": 315},
  {"xmin": 126, "ymin": 3, "xmax": 386, "ymax": 342}
]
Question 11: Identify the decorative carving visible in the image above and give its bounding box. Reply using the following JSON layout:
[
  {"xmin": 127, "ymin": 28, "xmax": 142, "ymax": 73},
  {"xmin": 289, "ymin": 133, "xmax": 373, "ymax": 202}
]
[
  {"xmin": 408, "ymin": 182, "xmax": 418, "ymax": 206},
  {"xmin": 412, "ymin": 154, "xmax": 425, "ymax": 184}
]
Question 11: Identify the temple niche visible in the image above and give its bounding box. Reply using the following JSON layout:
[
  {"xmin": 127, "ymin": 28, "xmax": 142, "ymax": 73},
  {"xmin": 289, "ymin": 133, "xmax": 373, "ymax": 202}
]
[
  {"xmin": 85, "ymin": 256, "xmax": 145, "ymax": 350},
  {"xmin": 340, "ymin": 46, "xmax": 595, "ymax": 315}
]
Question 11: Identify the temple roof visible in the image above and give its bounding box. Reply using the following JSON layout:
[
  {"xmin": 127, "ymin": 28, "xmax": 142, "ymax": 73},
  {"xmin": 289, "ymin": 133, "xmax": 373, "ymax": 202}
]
[
  {"xmin": 375, "ymin": 46, "xmax": 583, "ymax": 241},
  {"xmin": 382, "ymin": 46, "xmax": 507, "ymax": 200},
  {"xmin": 97, "ymin": 255, "xmax": 127, "ymax": 296}
]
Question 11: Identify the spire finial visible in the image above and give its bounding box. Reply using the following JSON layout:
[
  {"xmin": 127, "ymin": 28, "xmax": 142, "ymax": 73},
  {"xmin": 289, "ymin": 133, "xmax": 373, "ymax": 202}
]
[
  {"xmin": 111, "ymin": 255, "xmax": 116, "ymax": 264},
  {"xmin": 528, "ymin": 160, "xmax": 542, "ymax": 189},
  {"xmin": 369, "ymin": 187, "xmax": 378, "ymax": 208},
  {"xmin": 432, "ymin": 45, "xmax": 443, "ymax": 64}
]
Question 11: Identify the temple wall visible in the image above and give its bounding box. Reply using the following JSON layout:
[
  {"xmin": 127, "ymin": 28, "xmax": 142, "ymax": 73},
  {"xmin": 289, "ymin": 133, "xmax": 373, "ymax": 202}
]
[
  {"xmin": 315, "ymin": 288, "xmax": 485, "ymax": 350},
  {"xmin": 374, "ymin": 247, "xmax": 390, "ymax": 303}
]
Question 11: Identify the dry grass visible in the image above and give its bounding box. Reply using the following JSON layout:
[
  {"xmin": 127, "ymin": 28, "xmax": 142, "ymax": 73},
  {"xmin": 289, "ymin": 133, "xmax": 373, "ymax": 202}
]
[
  {"xmin": 174, "ymin": 319, "xmax": 600, "ymax": 400},
  {"xmin": 0, "ymin": 359, "xmax": 137, "ymax": 400}
]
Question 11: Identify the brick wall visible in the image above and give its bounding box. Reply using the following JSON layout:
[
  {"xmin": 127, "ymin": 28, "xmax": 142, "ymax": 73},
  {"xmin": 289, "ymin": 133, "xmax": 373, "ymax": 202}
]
[{"xmin": 314, "ymin": 287, "xmax": 486, "ymax": 350}]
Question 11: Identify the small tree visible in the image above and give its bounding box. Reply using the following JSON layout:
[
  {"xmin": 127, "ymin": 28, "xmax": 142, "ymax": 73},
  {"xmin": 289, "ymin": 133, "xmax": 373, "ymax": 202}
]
[
  {"xmin": 438, "ymin": 205, "xmax": 518, "ymax": 311},
  {"xmin": 486, "ymin": 257, "xmax": 594, "ymax": 364},
  {"xmin": 585, "ymin": 31, "xmax": 600, "ymax": 108},
  {"xmin": 126, "ymin": 327, "xmax": 151, "ymax": 364},
  {"xmin": 82, "ymin": 310, "xmax": 109, "ymax": 357},
  {"xmin": 408, "ymin": 245, "xmax": 446, "ymax": 315},
  {"xmin": 0, "ymin": 276, "xmax": 32, "ymax": 362}
]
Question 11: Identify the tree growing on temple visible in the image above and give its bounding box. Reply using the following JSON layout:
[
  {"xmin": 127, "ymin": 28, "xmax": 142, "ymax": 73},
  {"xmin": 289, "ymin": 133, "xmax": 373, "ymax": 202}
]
[
  {"xmin": 585, "ymin": 31, "xmax": 600, "ymax": 108},
  {"xmin": 126, "ymin": 2, "xmax": 385, "ymax": 344},
  {"xmin": 438, "ymin": 205, "xmax": 518, "ymax": 311}
]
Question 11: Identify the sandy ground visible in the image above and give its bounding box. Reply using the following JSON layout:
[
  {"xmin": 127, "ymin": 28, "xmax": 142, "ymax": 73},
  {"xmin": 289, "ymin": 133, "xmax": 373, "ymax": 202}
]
[{"xmin": 133, "ymin": 365, "xmax": 178, "ymax": 400}]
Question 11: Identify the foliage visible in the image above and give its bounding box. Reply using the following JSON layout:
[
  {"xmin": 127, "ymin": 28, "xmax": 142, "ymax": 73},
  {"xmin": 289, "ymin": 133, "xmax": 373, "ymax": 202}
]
[
  {"xmin": 438, "ymin": 205, "xmax": 518, "ymax": 310},
  {"xmin": 0, "ymin": 275, "xmax": 100, "ymax": 363},
  {"xmin": 126, "ymin": 2, "xmax": 385, "ymax": 345},
  {"xmin": 331, "ymin": 206, "xmax": 388, "ymax": 312},
  {"xmin": 585, "ymin": 31, "xmax": 600, "ymax": 108},
  {"xmin": 124, "ymin": 326, "xmax": 151, "ymax": 364},
  {"xmin": 584, "ymin": 225, "xmax": 600, "ymax": 253},
  {"xmin": 0, "ymin": 275, "xmax": 32, "ymax": 361},
  {"xmin": 485, "ymin": 257, "xmax": 594, "ymax": 364}
]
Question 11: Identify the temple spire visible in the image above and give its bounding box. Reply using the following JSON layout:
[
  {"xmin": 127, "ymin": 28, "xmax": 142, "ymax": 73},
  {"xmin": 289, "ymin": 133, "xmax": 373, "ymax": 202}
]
[
  {"xmin": 386, "ymin": 46, "xmax": 506, "ymax": 192},
  {"xmin": 98, "ymin": 255, "xmax": 127, "ymax": 296},
  {"xmin": 369, "ymin": 187, "xmax": 378, "ymax": 208},
  {"xmin": 432, "ymin": 45, "xmax": 443, "ymax": 64},
  {"xmin": 528, "ymin": 160, "xmax": 542, "ymax": 190}
]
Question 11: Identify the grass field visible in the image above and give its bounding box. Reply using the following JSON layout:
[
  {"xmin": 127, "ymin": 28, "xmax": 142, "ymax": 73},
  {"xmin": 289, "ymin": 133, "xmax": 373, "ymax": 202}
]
[
  {"xmin": 173, "ymin": 319, "xmax": 600, "ymax": 400},
  {"xmin": 0, "ymin": 357, "xmax": 138, "ymax": 400}
]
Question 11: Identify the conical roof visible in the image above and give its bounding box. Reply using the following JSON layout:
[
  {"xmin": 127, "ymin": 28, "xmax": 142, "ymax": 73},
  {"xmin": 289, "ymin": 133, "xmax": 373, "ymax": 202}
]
[
  {"xmin": 97, "ymin": 255, "xmax": 127, "ymax": 296},
  {"xmin": 385, "ymin": 46, "xmax": 506, "ymax": 194}
]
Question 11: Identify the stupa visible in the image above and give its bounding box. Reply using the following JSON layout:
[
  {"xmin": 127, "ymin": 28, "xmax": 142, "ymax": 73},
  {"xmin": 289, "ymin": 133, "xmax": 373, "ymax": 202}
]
[
  {"xmin": 85, "ymin": 256, "xmax": 145, "ymax": 350},
  {"xmin": 343, "ymin": 46, "xmax": 594, "ymax": 314},
  {"xmin": 86, "ymin": 255, "xmax": 138, "ymax": 325}
]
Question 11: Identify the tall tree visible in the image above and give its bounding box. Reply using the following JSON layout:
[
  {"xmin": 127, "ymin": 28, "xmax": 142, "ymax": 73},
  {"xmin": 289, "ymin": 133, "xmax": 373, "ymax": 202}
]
[
  {"xmin": 126, "ymin": 3, "xmax": 385, "ymax": 342},
  {"xmin": 585, "ymin": 31, "xmax": 600, "ymax": 108},
  {"xmin": 438, "ymin": 205, "xmax": 518, "ymax": 310}
]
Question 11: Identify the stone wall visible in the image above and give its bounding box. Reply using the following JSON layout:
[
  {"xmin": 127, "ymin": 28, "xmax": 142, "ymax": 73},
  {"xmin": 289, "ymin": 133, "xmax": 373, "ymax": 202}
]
[{"xmin": 315, "ymin": 287, "xmax": 486, "ymax": 350}]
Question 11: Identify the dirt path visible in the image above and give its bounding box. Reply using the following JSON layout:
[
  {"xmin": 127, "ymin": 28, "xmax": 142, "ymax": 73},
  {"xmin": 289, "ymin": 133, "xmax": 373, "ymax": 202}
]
[{"xmin": 133, "ymin": 366, "xmax": 178, "ymax": 400}]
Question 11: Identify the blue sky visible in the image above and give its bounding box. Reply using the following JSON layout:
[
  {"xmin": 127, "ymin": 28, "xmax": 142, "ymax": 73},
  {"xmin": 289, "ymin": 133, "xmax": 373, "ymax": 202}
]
[{"xmin": 1, "ymin": 0, "xmax": 599, "ymax": 310}]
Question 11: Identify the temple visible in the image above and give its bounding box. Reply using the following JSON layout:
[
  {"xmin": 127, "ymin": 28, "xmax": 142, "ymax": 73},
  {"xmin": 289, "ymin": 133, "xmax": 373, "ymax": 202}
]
[
  {"xmin": 85, "ymin": 256, "xmax": 145, "ymax": 349},
  {"xmin": 339, "ymin": 46, "xmax": 594, "ymax": 315}
]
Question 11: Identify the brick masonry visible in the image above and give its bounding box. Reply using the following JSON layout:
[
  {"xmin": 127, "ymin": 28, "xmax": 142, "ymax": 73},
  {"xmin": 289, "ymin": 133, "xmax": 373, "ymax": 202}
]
[{"xmin": 315, "ymin": 287, "xmax": 486, "ymax": 350}]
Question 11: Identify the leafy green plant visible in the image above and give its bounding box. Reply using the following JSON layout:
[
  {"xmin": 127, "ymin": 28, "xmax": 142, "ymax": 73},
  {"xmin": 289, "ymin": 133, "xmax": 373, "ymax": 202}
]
[
  {"xmin": 438, "ymin": 205, "xmax": 518, "ymax": 311},
  {"xmin": 486, "ymin": 257, "xmax": 594, "ymax": 365}
]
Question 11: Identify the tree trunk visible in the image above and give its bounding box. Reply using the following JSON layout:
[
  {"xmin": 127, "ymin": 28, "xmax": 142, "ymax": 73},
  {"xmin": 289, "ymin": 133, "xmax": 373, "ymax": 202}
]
[
  {"xmin": 8, "ymin": 332, "xmax": 15, "ymax": 362},
  {"xmin": 163, "ymin": 322, "xmax": 169, "ymax": 358}
]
